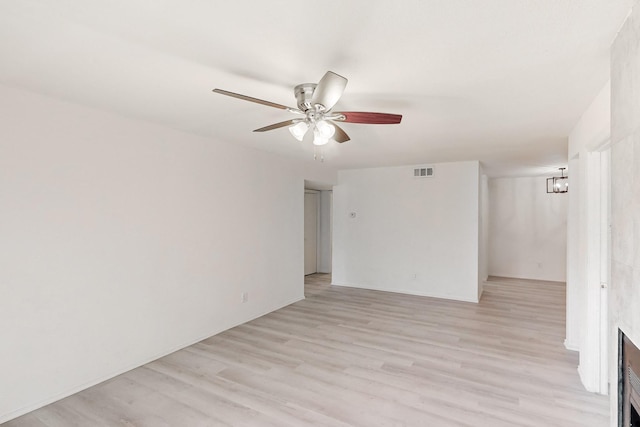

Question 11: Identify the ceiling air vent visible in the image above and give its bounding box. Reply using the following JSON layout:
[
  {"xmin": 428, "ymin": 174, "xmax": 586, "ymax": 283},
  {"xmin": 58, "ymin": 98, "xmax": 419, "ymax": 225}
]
[{"xmin": 413, "ymin": 166, "xmax": 434, "ymax": 178}]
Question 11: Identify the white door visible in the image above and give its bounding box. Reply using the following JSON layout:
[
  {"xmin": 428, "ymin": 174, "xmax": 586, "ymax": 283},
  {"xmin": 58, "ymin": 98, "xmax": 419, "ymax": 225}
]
[
  {"xmin": 304, "ymin": 192, "xmax": 319, "ymax": 275},
  {"xmin": 585, "ymin": 146, "xmax": 611, "ymax": 395},
  {"xmin": 599, "ymin": 147, "xmax": 611, "ymax": 394}
]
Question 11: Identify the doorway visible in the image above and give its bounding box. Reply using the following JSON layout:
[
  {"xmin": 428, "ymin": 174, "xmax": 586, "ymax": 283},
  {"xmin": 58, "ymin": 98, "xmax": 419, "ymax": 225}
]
[{"xmin": 304, "ymin": 190, "xmax": 319, "ymax": 275}]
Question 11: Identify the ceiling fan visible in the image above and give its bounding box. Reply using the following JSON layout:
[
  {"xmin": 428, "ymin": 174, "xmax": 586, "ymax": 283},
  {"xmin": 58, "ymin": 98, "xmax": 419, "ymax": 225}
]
[{"xmin": 212, "ymin": 71, "xmax": 402, "ymax": 146}]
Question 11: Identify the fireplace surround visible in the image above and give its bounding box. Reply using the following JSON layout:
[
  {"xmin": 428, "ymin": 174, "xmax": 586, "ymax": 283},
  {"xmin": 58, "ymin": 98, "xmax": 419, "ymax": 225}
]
[{"xmin": 620, "ymin": 330, "xmax": 640, "ymax": 426}]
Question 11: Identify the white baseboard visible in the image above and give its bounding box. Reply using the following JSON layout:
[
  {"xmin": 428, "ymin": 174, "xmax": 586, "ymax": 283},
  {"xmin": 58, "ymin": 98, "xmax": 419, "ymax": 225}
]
[
  {"xmin": 331, "ymin": 281, "xmax": 479, "ymax": 303},
  {"xmin": 564, "ymin": 339, "xmax": 580, "ymax": 352},
  {"xmin": 0, "ymin": 295, "xmax": 304, "ymax": 424}
]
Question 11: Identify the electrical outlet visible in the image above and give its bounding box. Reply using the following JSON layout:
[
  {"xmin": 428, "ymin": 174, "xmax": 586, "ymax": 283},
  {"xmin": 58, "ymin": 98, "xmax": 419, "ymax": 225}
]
[{"xmin": 241, "ymin": 292, "xmax": 248, "ymax": 303}]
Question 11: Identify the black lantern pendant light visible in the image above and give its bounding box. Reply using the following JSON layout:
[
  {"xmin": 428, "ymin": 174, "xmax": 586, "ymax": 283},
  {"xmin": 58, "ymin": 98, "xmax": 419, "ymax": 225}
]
[{"xmin": 547, "ymin": 167, "xmax": 568, "ymax": 193}]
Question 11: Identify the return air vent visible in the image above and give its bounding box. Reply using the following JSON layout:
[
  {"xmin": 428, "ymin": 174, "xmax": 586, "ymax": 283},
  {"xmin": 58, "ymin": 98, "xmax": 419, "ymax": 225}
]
[{"xmin": 413, "ymin": 166, "xmax": 434, "ymax": 178}]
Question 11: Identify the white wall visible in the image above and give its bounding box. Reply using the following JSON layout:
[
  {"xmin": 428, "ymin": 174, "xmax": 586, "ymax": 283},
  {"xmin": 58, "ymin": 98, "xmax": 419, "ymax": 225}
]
[
  {"xmin": 0, "ymin": 84, "xmax": 336, "ymax": 423},
  {"xmin": 565, "ymin": 155, "xmax": 583, "ymax": 352},
  {"xmin": 478, "ymin": 172, "xmax": 489, "ymax": 298},
  {"xmin": 610, "ymin": 5, "xmax": 640, "ymax": 425},
  {"xmin": 332, "ymin": 161, "xmax": 481, "ymax": 303},
  {"xmin": 488, "ymin": 176, "xmax": 568, "ymax": 282}
]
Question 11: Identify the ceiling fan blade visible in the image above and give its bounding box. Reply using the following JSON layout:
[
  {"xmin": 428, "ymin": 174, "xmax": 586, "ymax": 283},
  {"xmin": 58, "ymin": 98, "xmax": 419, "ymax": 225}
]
[
  {"xmin": 311, "ymin": 71, "xmax": 347, "ymax": 111},
  {"xmin": 253, "ymin": 119, "xmax": 297, "ymax": 132},
  {"xmin": 335, "ymin": 111, "xmax": 402, "ymax": 124},
  {"xmin": 213, "ymin": 88, "xmax": 291, "ymax": 110},
  {"xmin": 330, "ymin": 121, "xmax": 350, "ymax": 143}
]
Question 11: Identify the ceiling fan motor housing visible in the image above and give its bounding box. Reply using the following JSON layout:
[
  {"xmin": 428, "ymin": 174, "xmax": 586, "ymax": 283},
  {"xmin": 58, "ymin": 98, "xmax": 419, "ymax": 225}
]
[{"xmin": 294, "ymin": 83, "xmax": 316, "ymax": 112}]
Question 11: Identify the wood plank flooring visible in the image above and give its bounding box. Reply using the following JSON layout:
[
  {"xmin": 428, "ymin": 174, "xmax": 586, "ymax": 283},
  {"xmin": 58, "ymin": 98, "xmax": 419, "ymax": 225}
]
[{"xmin": 5, "ymin": 275, "xmax": 609, "ymax": 426}]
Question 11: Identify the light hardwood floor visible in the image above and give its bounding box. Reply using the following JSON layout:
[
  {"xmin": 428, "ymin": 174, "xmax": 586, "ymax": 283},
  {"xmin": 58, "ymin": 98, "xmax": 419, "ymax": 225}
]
[{"xmin": 5, "ymin": 275, "xmax": 608, "ymax": 426}]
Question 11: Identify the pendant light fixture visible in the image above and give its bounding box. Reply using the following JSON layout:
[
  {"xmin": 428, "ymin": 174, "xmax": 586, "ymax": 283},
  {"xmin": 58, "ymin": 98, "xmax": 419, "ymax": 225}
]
[{"xmin": 547, "ymin": 167, "xmax": 568, "ymax": 193}]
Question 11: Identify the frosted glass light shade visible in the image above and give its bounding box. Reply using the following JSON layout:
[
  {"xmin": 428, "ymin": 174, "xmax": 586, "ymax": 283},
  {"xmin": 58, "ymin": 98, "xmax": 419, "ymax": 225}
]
[
  {"xmin": 315, "ymin": 120, "xmax": 335, "ymax": 139},
  {"xmin": 289, "ymin": 122, "xmax": 309, "ymax": 141},
  {"xmin": 313, "ymin": 135, "xmax": 329, "ymax": 146}
]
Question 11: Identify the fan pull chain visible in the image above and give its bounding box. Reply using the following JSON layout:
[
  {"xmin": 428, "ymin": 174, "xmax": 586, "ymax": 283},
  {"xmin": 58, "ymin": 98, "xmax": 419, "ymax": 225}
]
[{"xmin": 313, "ymin": 146, "xmax": 325, "ymax": 162}]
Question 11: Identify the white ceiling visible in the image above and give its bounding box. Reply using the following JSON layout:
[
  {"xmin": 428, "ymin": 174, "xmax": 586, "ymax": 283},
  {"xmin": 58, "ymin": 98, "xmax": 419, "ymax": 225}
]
[{"xmin": 0, "ymin": 0, "xmax": 635, "ymax": 177}]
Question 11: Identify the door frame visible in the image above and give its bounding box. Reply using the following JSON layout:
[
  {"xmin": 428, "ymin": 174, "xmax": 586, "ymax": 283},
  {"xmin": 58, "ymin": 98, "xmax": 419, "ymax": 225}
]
[{"xmin": 304, "ymin": 190, "xmax": 320, "ymax": 275}]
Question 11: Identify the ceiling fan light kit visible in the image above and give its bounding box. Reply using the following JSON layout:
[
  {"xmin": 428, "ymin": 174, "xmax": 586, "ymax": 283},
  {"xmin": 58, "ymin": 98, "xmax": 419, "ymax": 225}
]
[
  {"xmin": 288, "ymin": 121, "xmax": 309, "ymax": 141},
  {"xmin": 213, "ymin": 71, "xmax": 402, "ymax": 159},
  {"xmin": 313, "ymin": 120, "xmax": 335, "ymax": 146}
]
